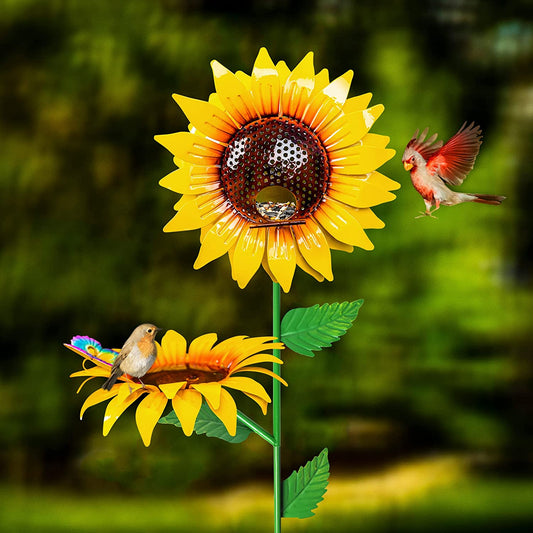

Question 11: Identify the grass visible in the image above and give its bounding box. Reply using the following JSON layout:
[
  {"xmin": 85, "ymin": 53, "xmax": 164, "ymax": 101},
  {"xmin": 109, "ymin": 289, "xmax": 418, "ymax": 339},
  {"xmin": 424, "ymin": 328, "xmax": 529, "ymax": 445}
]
[{"xmin": 1, "ymin": 456, "xmax": 532, "ymax": 532}]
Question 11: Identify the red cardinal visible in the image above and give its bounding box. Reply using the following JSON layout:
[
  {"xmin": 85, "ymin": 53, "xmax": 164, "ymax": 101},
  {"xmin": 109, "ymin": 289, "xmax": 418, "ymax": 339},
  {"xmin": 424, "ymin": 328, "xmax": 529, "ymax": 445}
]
[{"xmin": 402, "ymin": 122, "xmax": 505, "ymax": 217}]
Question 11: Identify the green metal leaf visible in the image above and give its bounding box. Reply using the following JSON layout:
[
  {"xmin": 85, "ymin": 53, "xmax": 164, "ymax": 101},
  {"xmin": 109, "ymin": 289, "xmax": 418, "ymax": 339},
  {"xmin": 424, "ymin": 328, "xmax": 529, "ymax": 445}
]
[
  {"xmin": 281, "ymin": 300, "xmax": 363, "ymax": 357},
  {"xmin": 158, "ymin": 402, "xmax": 252, "ymax": 443},
  {"xmin": 282, "ymin": 448, "xmax": 330, "ymax": 518}
]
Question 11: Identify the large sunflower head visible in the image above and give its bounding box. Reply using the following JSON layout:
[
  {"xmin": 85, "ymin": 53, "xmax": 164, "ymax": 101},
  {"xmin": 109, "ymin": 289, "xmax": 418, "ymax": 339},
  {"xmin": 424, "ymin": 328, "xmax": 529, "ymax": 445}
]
[
  {"xmin": 65, "ymin": 331, "xmax": 285, "ymax": 446},
  {"xmin": 156, "ymin": 48, "xmax": 399, "ymax": 292}
]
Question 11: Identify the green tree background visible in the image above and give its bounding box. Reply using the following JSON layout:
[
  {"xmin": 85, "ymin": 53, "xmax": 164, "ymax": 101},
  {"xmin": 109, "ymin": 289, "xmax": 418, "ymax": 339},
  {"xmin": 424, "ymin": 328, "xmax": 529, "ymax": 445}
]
[{"xmin": 1, "ymin": 0, "xmax": 532, "ymax": 530}]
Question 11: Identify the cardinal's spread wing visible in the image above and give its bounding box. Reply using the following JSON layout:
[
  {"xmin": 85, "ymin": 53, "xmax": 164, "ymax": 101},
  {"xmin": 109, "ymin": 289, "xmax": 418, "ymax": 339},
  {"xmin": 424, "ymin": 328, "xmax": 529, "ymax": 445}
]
[
  {"xmin": 426, "ymin": 122, "xmax": 482, "ymax": 186},
  {"xmin": 404, "ymin": 127, "xmax": 443, "ymax": 161}
]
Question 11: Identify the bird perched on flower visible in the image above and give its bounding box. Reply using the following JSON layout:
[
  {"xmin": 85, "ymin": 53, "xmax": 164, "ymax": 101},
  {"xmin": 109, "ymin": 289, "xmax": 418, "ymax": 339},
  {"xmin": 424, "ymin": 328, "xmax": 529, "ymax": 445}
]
[
  {"xmin": 402, "ymin": 122, "xmax": 505, "ymax": 217},
  {"xmin": 102, "ymin": 324, "xmax": 160, "ymax": 390}
]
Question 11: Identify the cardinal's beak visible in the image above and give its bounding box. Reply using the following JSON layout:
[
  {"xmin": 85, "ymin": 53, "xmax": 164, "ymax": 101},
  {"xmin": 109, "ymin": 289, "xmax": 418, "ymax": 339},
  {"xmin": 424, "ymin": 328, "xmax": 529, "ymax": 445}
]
[{"xmin": 403, "ymin": 161, "xmax": 413, "ymax": 171}]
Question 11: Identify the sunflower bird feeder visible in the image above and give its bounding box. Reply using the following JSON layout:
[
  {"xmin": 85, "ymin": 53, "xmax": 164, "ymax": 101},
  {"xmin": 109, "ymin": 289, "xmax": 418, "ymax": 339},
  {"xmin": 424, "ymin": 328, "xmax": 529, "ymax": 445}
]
[{"xmin": 65, "ymin": 48, "xmax": 398, "ymax": 531}]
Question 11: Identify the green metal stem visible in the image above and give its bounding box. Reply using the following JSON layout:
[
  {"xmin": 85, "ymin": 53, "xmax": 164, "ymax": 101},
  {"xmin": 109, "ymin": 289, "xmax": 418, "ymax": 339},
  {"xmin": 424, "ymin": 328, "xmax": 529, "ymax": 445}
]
[
  {"xmin": 272, "ymin": 282, "xmax": 282, "ymax": 532},
  {"xmin": 236, "ymin": 411, "xmax": 275, "ymax": 446}
]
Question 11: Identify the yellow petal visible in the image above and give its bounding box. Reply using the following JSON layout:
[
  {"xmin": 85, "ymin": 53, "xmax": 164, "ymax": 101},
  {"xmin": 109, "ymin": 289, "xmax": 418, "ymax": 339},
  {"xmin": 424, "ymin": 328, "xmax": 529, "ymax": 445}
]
[
  {"xmin": 211, "ymin": 60, "xmax": 259, "ymax": 125},
  {"xmin": 322, "ymin": 70, "xmax": 353, "ymax": 104},
  {"xmin": 328, "ymin": 178, "xmax": 396, "ymax": 208},
  {"xmin": 267, "ymin": 227, "xmax": 296, "ymax": 293},
  {"xmin": 163, "ymin": 192, "xmax": 229, "ymax": 232},
  {"xmin": 323, "ymin": 105, "xmax": 385, "ymax": 150},
  {"xmin": 295, "ymin": 244, "xmax": 325, "ymax": 282},
  {"xmin": 367, "ymin": 170, "xmax": 401, "ymax": 191},
  {"xmin": 329, "ymin": 145, "xmax": 364, "ymax": 163},
  {"xmin": 345, "ymin": 206, "xmax": 385, "ymax": 229},
  {"xmin": 195, "ymin": 191, "xmax": 231, "ymax": 217},
  {"xmin": 205, "ymin": 388, "xmax": 237, "ymax": 436},
  {"xmin": 172, "ymin": 193, "xmax": 193, "ymax": 212},
  {"xmin": 311, "ymin": 68, "xmax": 330, "ymax": 95},
  {"xmin": 232, "ymin": 336, "xmax": 282, "ymax": 356},
  {"xmin": 232, "ymin": 353, "xmax": 284, "ymax": 372},
  {"xmin": 293, "ymin": 219, "xmax": 333, "ymax": 280},
  {"xmin": 187, "ymin": 176, "xmax": 221, "ymax": 195},
  {"xmin": 154, "ymin": 131, "xmax": 224, "ymax": 165},
  {"xmin": 305, "ymin": 96, "xmax": 342, "ymax": 133},
  {"xmin": 251, "ymin": 47, "xmax": 280, "ymax": 116},
  {"xmin": 160, "ymin": 330, "xmax": 187, "ymax": 361},
  {"xmin": 302, "ymin": 71, "xmax": 352, "ymax": 129},
  {"xmin": 118, "ymin": 383, "xmax": 142, "ymax": 401},
  {"xmin": 281, "ymin": 52, "xmax": 315, "ymax": 118},
  {"xmin": 159, "ymin": 167, "xmax": 191, "ymax": 194},
  {"xmin": 224, "ymin": 246, "xmax": 237, "ymax": 277},
  {"xmin": 330, "ymin": 140, "xmax": 391, "ymax": 164},
  {"xmin": 76, "ymin": 377, "xmax": 94, "ymax": 394},
  {"xmin": 331, "ymin": 145, "xmax": 396, "ymax": 175},
  {"xmin": 70, "ymin": 367, "xmax": 111, "ymax": 379},
  {"xmin": 160, "ymin": 165, "xmax": 220, "ymax": 195},
  {"xmin": 190, "ymin": 164, "xmax": 220, "ymax": 179},
  {"xmin": 194, "ymin": 213, "xmax": 245, "ymax": 269},
  {"xmin": 237, "ymin": 366, "xmax": 288, "ymax": 386},
  {"xmin": 172, "ymin": 388, "xmax": 203, "ymax": 436},
  {"xmin": 103, "ymin": 388, "xmax": 146, "ymax": 436},
  {"xmin": 159, "ymin": 382, "xmax": 187, "ymax": 399},
  {"xmin": 320, "ymin": 224, "xmax": 354, "ymax": 253},
  {"xmin": 276, "ymin": 60, "xmax": 291, "ymax": 86},
  {"xmin": 243, "ymin": 392, "xmax": 269, "ymax": 415},
  {"xmin": 230, "ymin": 224, "xmax": 266, "ymax": 289},
  {"xmin": 192, "ymin": 382, "xmax": 222, "ymax": 410},
  {"xmin": 80, "ymin": 388, "xmax": 119, "ymax": 420},
  {"xmin": 199, "ymin": 223, "xmax": 212, "ymax": 243},
  {"xmin": 329, "ymin": 186, "xmax": 396, "ymax": 209},
  {"xmin": 361, "ymin": 104, "xmax": 385, "ymax": 128},
  {"xmin": 313, "ymin": 200, "xmax": 374, "ymax": 250},
  {"xmin": 262, "ymin": 254, "xmax": 278, "ymax": 284},
  {"xmin": 361, "ymin": 133, "xmax": 390, "ymax": 148},
  {"xmin": 218, "ymin": 337, "xmax": 281, "ymax": 366},
  {"xmin": 135, "ymin": 391, "xmax": 168, "ymax": 446},
  {"xmin": 208, "ymin": 335, "xmax": 247, "ymax": 357},
  {"xmin": 209, "ymin": 338, "xmax": 246, "ymax": 367},
  {"xmin": 173, "ymin": 94, "xmax": 236, "ymax": 143},
  {"xmin": 343, "ymin": 93, "xmax": 372, "ymax": 113},
  {"xmin": 140, "ymin": 384, "xmax": 161, "ymax": 394},
  {"xmin": 235, "ymin": 70, "xmax": 252, "ymax": 90},
  {"xmin": 223, "ymin": 376, "xmax": 271, "ymax": 403},
  {"xmin": 188, "ymin": 333, "xmax": 218, "ymax": 358},
  {"xmin": 208, "ymin": 92, "xmax": 225, "ymax": 109},
  {"xmin": 319, "ymin": 119, "xmax": 360, "ymax": 152}
]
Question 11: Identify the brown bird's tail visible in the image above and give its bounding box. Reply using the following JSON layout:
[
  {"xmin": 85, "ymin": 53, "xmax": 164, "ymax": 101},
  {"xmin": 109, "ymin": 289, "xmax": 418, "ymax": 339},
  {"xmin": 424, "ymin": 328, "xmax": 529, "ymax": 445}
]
[
  {"xmin": 101, "ymin": 367, "xmax": 123, "ymax": 391},
  {"xmin": 471, "ymin": 194, "xmax": 506, "ymax": 205}
]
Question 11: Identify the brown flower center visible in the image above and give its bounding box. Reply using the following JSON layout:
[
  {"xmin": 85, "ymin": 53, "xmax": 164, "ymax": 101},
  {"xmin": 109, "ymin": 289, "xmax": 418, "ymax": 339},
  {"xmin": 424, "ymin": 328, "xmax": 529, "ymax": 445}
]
[
  {"xmin": 220, "ymin": 117, "xmax": 330, "ymax": 224},
  {"xmin": 142, "ymin": 367, "xmax": 228, "ymax": 386}
]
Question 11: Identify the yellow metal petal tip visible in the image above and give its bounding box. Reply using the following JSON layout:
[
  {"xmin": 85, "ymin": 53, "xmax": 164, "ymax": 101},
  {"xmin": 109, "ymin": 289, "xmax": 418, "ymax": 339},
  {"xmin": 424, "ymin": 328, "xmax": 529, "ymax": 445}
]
[{"xmin": 211, "ymin": 59, "xmax": 229, "ymax": 76}]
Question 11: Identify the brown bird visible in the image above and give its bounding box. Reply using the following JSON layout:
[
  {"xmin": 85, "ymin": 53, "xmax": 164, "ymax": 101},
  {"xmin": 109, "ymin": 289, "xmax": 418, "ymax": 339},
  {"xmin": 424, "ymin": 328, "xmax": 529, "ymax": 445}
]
[
  {"xmin": 402, "ymin": 122, "xmax": 505, "ymax": 217},
  {"xmin": 101, "ymin": 323, "xmax": 161, "ymax": 391}
]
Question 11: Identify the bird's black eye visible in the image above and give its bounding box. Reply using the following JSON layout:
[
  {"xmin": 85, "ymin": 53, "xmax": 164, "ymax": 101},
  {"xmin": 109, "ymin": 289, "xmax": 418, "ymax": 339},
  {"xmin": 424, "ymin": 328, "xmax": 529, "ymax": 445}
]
[{"xmin": 147, "ymin": 328, "xmax": 153, "ymax": 333}]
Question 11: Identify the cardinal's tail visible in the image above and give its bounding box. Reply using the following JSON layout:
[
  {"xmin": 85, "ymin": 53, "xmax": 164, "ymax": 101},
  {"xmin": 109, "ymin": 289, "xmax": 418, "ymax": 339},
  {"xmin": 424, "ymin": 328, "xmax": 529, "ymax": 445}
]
[{"xmin": 470, "ymin": 193, "xmax": 506, "ymax": 205}]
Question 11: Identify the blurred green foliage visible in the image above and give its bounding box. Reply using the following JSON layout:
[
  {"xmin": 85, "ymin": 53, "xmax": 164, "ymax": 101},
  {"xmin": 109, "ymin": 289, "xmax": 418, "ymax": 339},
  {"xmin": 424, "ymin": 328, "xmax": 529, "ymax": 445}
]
[
  {"xmin": 2, "ymin": 474, "xmax": 533, "ymax": 532},
  {"xmin": 1, "ymin": 0, "xmax": 532, "ymax": 510}
]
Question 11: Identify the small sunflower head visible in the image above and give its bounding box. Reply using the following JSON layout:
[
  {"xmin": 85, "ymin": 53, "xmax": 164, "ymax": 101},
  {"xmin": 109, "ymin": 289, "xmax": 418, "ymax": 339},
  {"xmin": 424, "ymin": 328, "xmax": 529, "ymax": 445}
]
[{"xmin": 65, "ymin": 330, "xmax": 286, "ymax": 446}]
